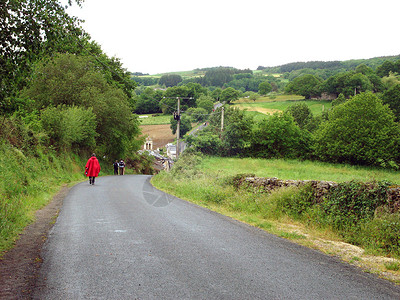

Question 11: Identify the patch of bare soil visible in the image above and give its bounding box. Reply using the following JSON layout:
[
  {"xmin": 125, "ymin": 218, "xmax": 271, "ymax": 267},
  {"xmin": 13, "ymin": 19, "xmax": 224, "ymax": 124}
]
[
  {"xmin": 140, "ymin": 124, "xmax": 175, "ymax": 149},
  {"xmin": 237, "ymin": 106, "xmax": 281, "ymax": 115},
  {"xmin": 0, "ymin": 186, "xmax": 70, "ymax": 299}
]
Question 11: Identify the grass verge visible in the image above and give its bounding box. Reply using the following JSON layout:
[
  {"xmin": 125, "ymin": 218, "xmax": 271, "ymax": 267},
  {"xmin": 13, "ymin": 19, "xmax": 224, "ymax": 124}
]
[
  {"xmin": 0, "ymin": 144, "xmax": 110, "ymax": 255},
  {"xmin": 151, "ymin": 153, "xmax": 400, "ymax": 283}
]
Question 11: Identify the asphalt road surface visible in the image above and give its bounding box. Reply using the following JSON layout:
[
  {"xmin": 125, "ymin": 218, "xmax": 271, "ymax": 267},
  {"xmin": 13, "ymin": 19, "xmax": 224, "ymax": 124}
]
[{"xmin": 34, "ymin": 175, "xmax": 400, "ymax": 299}]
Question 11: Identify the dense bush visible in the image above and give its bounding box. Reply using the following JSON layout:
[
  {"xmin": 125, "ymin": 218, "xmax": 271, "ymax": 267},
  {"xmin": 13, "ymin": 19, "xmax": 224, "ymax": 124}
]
[
  {"xmin": 251, "ymin": 113, "xmax": 312, "ymax": 159},
  {"xmin": 314, "ymin": 92, "xmax": 400, "ymax": 167},
  {"xmin": 186, "ymin": 132, "xmax": 222, "ymax": 155},
  {"xmin": 320, "ymin": 181, "xmax": 391, "ymax": 231},
  {"xmin": 41, "ymin": 106, "xmax": 97, "ymax": 150}
]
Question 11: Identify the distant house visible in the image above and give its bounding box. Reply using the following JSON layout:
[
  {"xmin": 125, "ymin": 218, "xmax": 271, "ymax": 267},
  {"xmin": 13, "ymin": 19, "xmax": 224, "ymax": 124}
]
[{"xmin": 166, "ymin": 143, "xmax": 176, "ymax": 159}]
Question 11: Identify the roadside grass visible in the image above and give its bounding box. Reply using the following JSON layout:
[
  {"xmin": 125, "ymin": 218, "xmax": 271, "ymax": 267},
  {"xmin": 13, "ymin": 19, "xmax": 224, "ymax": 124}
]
[
  {"xmin": 151, "ymin": 153, "xmax": 400, "ymax": 282},
  {"xmin": 138, "ymin": 114, "xmax": 171, "ymax": 125},
  {"xmin": 0, "ymin": 144, "xmax": 112, "ymax": 255}
]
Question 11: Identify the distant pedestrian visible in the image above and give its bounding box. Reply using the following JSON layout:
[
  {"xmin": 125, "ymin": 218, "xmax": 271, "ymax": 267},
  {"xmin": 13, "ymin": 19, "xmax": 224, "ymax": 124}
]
[
  {"xmin": 85, "ymin": 153, "xmax": 101, "ymax": 185},
  {"xmin": 113, "ymin": 160, "xmax": 119, "ymax": 175},
  {"xmin": 118, "ymin": 159, "xmax": 125, "ymax": 175}
]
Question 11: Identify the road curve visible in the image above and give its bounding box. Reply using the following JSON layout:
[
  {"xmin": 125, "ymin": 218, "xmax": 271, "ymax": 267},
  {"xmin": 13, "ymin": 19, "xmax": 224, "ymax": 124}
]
[{"xmin": 34, "ymin": 175, "xmax": 400, "ymax": 299}]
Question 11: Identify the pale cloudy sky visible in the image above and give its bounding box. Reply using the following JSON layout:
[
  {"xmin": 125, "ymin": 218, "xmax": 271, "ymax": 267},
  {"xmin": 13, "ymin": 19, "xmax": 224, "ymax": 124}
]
[{"xmin": 66, "ymin": 0, "xmax": 400, "ymax": 75}]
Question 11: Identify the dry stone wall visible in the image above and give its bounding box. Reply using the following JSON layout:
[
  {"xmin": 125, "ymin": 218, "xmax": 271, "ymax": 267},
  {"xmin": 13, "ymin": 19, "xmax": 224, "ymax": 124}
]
[{"xmin": 241, "ymin": 177, "xmax": 400, "ymax": 209}]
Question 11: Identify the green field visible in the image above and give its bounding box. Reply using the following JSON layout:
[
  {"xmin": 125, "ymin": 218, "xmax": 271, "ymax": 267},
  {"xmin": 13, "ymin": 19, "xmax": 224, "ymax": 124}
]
[
  {"xmin": 138, "ymin": 114, "xmax": 171, "ymax": 125},
  {"xmin": 234, "ymin": 96, "xmax": 332, "ymax": 117},
  {"xmin": 198, "ymin": 156, "xmax": 400, "ymax": 184}
]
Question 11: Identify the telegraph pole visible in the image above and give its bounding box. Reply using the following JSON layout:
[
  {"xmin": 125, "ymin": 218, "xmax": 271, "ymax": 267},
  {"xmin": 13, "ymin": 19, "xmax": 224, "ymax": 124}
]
[
  {"xmin": 221, "ymin": 106, "xmax": 224, "ymax": 132},
  {"xmin": 176, "ymin": 97, "xmax": 180, "ymax": 160},
  {"xmin": 165, "ymin": 96, "xmax": 193, "ymax": 160}
]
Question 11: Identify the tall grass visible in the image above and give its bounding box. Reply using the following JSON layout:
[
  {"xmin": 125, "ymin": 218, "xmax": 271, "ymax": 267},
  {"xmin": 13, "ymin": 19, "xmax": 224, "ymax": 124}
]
[
  {"xmin": 152, "ymin": 153, "xmax": 400, "ymax": 258},
  {"xmin": 0, "ymin": 143, "xmax": 91, "ymax": 254},
  {"xmin": 198, "ymin": 157, "xmax": 400, "ymax": 184}
]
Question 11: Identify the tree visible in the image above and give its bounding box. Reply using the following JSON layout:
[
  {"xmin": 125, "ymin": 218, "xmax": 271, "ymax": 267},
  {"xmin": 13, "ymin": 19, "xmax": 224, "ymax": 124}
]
[
  {"xmin": 186, "ymin": 131, "xmax": 222, "ymax": 155},
  {"xmin": 320, "ymin": 71, "xmax": 373, "ymax": 98},
  {"xmin": 381, "ymin": 84, "xmax": 400, "ymax": 121},
  {"xmin": 134, "ymin": 87, "xmax": 163, "ymax": 114},
  {"xmin": 159, "ymin": 74, "xmax": 183, "ymax": 87},
  {"xmin": 203, "ymin": 67, "xmax": 234, "ymax": 87},
  {"xmin": 331, "ymin": 93, "xmax": 346, "ymax": 107},
  {"xmin": 284, "ymin": 103, "xmax": 313, "ymax": 129},
  {"xmin": 41, "ymin": 105, "xmax": 97, "ymax": 150},
  {"xmin": 258, "ymin": 81, "xmax": 272, "ymax": 95},
  {"xmin": 382, "ymin": 72, "xmax": 400, "ymax": 89},
  {"xmin": 251, "ymin": 113, "xmax": 311, "ymax": 159},
  {"xmin": 285, "ymin": 74, "xmax": 322, "ymax": 99},
  {"xmin": 159, "ymin": 86, "xmax": 193, "ymax": 114},
  {"xmin": 314, "ymin": 92, "xmax": 400, "ymax": 166},
  {"xmin": 376, "ymin": 61, "xmax": 396, "ymax": 77},
  {"xmin": 220, "ymin": 87, "xmax": 241, "ymax": 103},
  {"xmin": 0, "ymin": 0, "xmax": 85, "ymax": 113},
  {"xmin": 355, "ymin": 64, "xmax": 374, "ymax": 75},
  {"xmin": 211, "ymin": 88, "xmax": 222, "ymax": 101},
  {"xmin": 186, "ymin": 107, "xmax": 208, "ymax": 122},
  {"xmin": 22, "ymin": 53, "xmax": 140, "ymax": 158},
  {"xmin": 221, "ymin": 108, "xmax": 254, "ymax": 156},
  {"xmin": 170, "ymin": 115, "xmax": 192, "ymax": 136},
  {"xmin": 196, "ymin": 95, "xmax": 214, "ymax": 113}
]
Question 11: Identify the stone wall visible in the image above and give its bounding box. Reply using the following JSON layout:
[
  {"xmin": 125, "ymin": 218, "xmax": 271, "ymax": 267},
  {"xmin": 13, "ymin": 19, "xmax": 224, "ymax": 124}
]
[{"xmin": 241, "ymin": 177, "xmax": 400, "ymax": 209}]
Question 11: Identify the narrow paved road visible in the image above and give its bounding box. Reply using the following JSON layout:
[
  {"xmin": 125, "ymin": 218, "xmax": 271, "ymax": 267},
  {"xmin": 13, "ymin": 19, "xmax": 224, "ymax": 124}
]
[{"xmin": 34, "ymin": 175, "xmax": 400, "ymax": 299}]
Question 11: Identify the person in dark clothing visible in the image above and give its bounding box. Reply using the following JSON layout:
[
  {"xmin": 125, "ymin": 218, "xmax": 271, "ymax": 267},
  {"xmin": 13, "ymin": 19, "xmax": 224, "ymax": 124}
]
[
  {"xmin": 118, "ymin": 159, "xmax": 125, "ymax": 175},
  {"xmin": 113, "ymin": 160, "xmax": 119, "ymax": 175}
]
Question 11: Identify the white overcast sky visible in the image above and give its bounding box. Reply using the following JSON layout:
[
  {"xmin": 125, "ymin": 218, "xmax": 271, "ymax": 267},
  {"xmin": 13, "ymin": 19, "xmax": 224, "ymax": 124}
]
[{"xmin": 65, "ymin": 0, "xmax": 400, "ymax": 75}]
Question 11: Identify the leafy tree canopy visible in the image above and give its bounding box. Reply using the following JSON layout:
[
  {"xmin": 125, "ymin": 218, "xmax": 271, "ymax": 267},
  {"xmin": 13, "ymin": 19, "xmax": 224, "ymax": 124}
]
[
  {"xmin": 170, "ymin": 115, "xmax": 192, "ymax": 136},
  {"xmin": 284, "ymin": 103, "xmax": 313, "ymax": 129},
  {"xmin": 259, "ymin": 81, "xmax": 272, "ymax": 95},
  {"xmin": 314, "ymin": 92, "xmax": 400, "ymax": 166},
  {"xmin": 381, "ymin": 84, "xmax": 400, "ymax": 122},
  {"xmin": 1, "ymin": 0, "xmax": 85, "ymax": 111},
  {"xmin": 285, "ymin": 74, "xmax": 322, "ymax": 99},
  {"xmin": 220, "ymin": 87, "xmax": 241, "ymax": 103},
  {"xmin": 22, "ymin": 53, "xmax": 140, "ymax": 158},
  {"xmin": 159, "ymin": 74, "xmax": 183, "ymax": 87},
  {"xmin": 251, "ymin": 113, "xmax": 311, "ymax": 159}
]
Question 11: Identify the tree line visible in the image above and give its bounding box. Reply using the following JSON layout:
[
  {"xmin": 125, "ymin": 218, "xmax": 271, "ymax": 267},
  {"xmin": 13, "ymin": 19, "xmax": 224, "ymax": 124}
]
[{"xmin": 186, "ymin": 91, "xmax": 400, "ymax": 169}]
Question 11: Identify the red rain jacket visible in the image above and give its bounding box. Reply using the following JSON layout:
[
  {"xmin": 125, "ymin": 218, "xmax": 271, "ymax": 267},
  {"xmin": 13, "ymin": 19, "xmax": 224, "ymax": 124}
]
[{"xmin": 85, "ymin": 156, "xmax": 101, "ymax": 177}]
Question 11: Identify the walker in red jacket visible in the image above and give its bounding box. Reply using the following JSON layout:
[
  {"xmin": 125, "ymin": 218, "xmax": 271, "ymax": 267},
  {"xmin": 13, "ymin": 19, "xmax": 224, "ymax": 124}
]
[{"xmin": 85, "ymin": 153, "xmax": 101, "ymax": 185}]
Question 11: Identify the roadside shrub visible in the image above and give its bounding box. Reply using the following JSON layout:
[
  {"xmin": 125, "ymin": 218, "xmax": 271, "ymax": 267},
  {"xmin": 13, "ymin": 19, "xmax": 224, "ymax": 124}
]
[
  {"xmin": 186, "ymin": 132, "xmax": 223, "ymax": 155},
  {"xmin": 41, "ymin": 105, "xmax": 97, "ymax": 150},
  {"xmin": 265, "ymin": 184, "xmax": 315, "ymax": 220},
  {"xmin": 320, "ymin": 180, "xmax": 391, "ymax": 237},
  {"xmin": 361, "ymin": 213, "xmax": 400, "ymax": 256},
  {"xmin": 251, "ymin": 113, "xmax": 312, "ymax": 159},
  {"xmin": 169, "ymin": 152, "xmax": 203, "ymax": 178},
  {"xmin": 314, "ymin": 92, "xmax": 400, "ymax": 166}
]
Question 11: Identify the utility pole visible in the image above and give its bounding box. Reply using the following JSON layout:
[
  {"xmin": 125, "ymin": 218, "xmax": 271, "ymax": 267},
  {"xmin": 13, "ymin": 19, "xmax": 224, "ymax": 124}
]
[
  {"xmin": 165, "ymin": 96, "xmax": 193, "ymax": 160},
  {"xmin": 176, "ymin": 97, "xmax": 180, "ymax": 160},
  {"xmin": 221, "ymin": 106, "xmax": 224, "ymax": 132}
]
